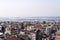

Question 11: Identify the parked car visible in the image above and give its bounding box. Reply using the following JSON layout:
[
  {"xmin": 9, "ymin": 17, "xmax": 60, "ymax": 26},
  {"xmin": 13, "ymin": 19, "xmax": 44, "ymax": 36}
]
[{"xmin": 0, "ymin": 32, "xmax": 4, "ymax": 38}]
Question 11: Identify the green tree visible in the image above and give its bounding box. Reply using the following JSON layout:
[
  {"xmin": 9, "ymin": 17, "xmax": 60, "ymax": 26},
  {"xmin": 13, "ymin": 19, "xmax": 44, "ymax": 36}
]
[
  {"xmin": 43, "ymin": 21, "xmax": 46, "ymax": 24},
  {"xmin": 21, "ymin": 23, "xmax": 24, "ymax": 29}
]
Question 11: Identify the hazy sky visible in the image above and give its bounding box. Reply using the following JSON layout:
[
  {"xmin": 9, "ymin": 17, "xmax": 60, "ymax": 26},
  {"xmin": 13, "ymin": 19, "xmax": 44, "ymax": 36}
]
[{"xmin": 0, "ymin": 0, "xmax": 60, "ymax": 17}]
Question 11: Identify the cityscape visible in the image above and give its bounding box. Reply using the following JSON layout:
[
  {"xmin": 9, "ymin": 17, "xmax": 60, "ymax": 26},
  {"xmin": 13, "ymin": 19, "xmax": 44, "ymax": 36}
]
[
  {"xmin": 0, "ymin": 0, "xmax": 60, "ymax": 40},
  {"xmin": 0, "ymin": 17, "xmax": 60, "ymax": 40}
]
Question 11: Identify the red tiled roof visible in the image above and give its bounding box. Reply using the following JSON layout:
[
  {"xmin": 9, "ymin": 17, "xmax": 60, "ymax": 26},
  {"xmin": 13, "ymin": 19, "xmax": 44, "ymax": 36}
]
[{"xmin": 34, "ymin": 25, "xmax": 43, "ymax": 29}]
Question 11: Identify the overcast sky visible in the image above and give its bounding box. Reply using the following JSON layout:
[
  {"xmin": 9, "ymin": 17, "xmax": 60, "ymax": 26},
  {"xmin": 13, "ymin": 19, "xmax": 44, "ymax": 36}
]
[{"xmin": 0, "ymin": 0, "xmax": 60, "ymax": 17}]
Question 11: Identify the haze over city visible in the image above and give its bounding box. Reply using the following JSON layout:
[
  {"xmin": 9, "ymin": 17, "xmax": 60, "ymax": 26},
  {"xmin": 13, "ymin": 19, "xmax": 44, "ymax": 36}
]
[
  {"xmin": 0, "ymin": 0, "xmax": 60, "ymax": 40},
  {"xmin": 0, "ymin": 0, "xmax": 60, "ymax": 17}
]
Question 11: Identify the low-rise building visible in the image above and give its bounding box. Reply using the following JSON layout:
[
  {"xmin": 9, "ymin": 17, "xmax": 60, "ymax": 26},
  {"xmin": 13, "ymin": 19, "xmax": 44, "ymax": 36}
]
[{"xmin": 56, "ymin": 31, "xmax": 60, "ymax": 40}]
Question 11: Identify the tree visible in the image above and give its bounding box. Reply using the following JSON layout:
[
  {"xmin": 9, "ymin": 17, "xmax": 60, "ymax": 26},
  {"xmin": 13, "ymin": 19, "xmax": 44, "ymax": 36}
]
[
  {"xmin": 21, "ymin": 23, "xmax": 24, "ymax": 29},
  {"xmin": 43, "ymin": 21, "xmax": 46, "ymax": 24}
]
